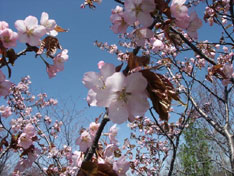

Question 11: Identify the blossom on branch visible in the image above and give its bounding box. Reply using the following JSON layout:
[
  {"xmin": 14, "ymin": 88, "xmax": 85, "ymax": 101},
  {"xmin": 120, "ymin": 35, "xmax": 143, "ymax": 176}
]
[
  {"xmin": 76, "ymin": 130, "xmax": 92, "ymax": 152},
  {"xmin": 46, "ymin": 49, "xmax": 69, "ymax": 78},
  {"xmin": 0, "ymin": 70, "xmax": 12, "ymax": 97}
]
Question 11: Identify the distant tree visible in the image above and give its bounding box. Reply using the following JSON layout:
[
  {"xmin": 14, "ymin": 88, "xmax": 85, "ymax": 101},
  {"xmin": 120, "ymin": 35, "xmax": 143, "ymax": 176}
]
[{"xmin": 177, "ymin": 121, "xmax": 213, "ymax": 176}]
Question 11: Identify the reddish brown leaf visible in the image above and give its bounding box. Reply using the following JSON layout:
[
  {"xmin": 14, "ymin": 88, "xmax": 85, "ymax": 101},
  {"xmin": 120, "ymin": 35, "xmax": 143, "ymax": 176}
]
[
  {"xmin": 54, "ymin": 25, "xmax": 68, "ymax": 32},
  {"xmin": 37, "ymin": 36, "xmax": 62, "ymax": 58},
  {"xmin": 141, "ymin": 70, "xmax": 180, "ymax": 121},
  {"xmin": 96, "ymin": 163, "xmax": 118, "ymax": 176},
  {"xmin": 79, "ymin": 161, "xmax": 98, "ymax": 176},
  {"xmin": 128, "ymin": 53, "xmax": 150, "ymax": 71},
  {"xmin": 78, "ymin": 161, "xmax": 118, "ymax": 176}
]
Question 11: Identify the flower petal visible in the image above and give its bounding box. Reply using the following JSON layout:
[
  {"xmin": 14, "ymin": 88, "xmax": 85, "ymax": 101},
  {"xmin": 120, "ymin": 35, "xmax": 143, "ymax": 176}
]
[
  {"xmin": 126, "ymin": 72, "xmax": 147, "ymax": 93},
  {"xmin": 82, "ymin": 72, "xmax": 103, "ymax": 90},
  {"xmin": 127, "ymin": 93, "xmax": 149, "ymax": 117},
  {"xmin": 24, "ymin": 16, "xmax": 38, "ymax": 29},
  {"xmin": 105, "ymin": 72, "xmax": 126, "ymax": 92},
  {"xmin": 108, "ymin": 101, "xmax": 128, "ymax": 124},
  {"xmin": 15, "ymin": 20, "xmax": 26, "ymax": 33}
]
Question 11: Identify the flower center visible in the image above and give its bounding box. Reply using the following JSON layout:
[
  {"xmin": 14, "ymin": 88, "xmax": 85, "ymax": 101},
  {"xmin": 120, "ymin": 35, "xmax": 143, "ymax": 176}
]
[
  {"xmin": 3, "ymin": 36, "xmax": 10, "ymax": 43},
  {"xmin": 117, "ymin": 88, "xmax": 131, "ymax": 103},
  {"xmin": 26, "ymin": 28, "xmax": 34, "ymax": 37},
  {"xmin": 134, "ymin": 4, "xmax": 142, "ymax": 16},
  {"xmin": 82, "ymin": 135, "xmax": 90, "ymax": 143}
]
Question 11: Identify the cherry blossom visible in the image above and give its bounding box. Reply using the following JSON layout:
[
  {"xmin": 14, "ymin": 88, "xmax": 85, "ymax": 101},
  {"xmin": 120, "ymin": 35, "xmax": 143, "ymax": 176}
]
[
  {"xmin": 129, "ymin": 28, "xmax": 154, "ymax": 46},
  {"xmin": 113, "ymin": 156, "xmax": 130, "ymax": 176},
  {"xmin": 76, "ymin": 130, "xmax": 92, "ymax": 152},
  {"xmin": 0, "ymin": 70, "xmax": 12, "ymax": 97},
  {"xmin": 83, "ymin": 61, "xmax": 115, "ymax": 106},
  {"xmin": 89, "ymin": 122, "xmax": 100, "ymax": 136},
  {"xmin": 151, "ymin": 39, "xmax": 164, "ymax": 52},
  {"xmin": 0, "ymin": 28, "xmax": 18, "ymax": 48},
  {"xmin": 53, "ymin": 49, "xmax": 69, "ymax": 71},
  {"xmin": 170, "ymin": 0, "xmax": 190, "ymax": 29},
  {"xmin": 0, "ymin": 21, "xmax": 9, "ymax": 31},
  {"xmin": 14, "ymin": 148, "xmax": 40, "ymax": 173},
  {"xmin": 96, "ymin": 72, "xmax": 149, "ymax": 124},
  {"xmin": 40, "ymin": 12, "xmax": 57, "ymax": 36},
  {"xmin": 187, "ymin": 11, "xmax": 202, "ymax": 39},
  {"xmin": 46, "ymin": 49, "xmax": 69, "ymax": 78},
  {"xmin": 110, "ymin": 6, "xmax": 129, "ymax": 34},
  {"xmin": 18, "ymin": 123, "xmax": 36, "ymax": 149},
  {"xmin": 18, "ymin": 133, "xmax": 33, "ymax": 149},
  {"xmin": 23, "ymin": 123, "xmax": 36, "ymax": 138},
  {"xmin": 104, "ymin": 144, "xmax": 118, "ymax": 157},
  {"xmin": 47, "ymin": 65, "xmax": 58, "ymax": 78},
  {"xmin": 222, "ymin": 63, "xmax": 234, "ymax": 86},
  {"xmin": 109, "ymin": 124, "xmax": 118, "ymax": 144},
  {"xmin": 124, "ymin": 0, "xmax": 155, "ymax": 27},
  {"xmin": 15, "ymin": 16, "xmax": 46, "ymax": 46},
  {"xmin": 0, "ymin": 105, "xmax": 12, "ymax": 118}
]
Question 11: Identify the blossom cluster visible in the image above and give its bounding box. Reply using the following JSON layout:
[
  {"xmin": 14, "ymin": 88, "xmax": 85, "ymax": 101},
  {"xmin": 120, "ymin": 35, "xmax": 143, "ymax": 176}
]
[
  {"xmin": 110, "ymin": 0, "xmax": 202, "ymax": 42},
  {"xmin": 0, "ymin": 12, "xmax": 69, "ymax": 92}
]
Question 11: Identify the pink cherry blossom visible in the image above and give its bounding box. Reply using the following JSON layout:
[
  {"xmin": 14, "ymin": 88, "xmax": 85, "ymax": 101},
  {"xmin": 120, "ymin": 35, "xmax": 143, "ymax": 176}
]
[
  {"xmin": 0, "ymin": 28, "xmax": 18, "ymax": 48},
  {"xmin": 96, "ymin": 72, "xmax": 149, "ymax": 124},
  {"xmin": 98, "ymin": 60, "xmax": 105, "ymax": 69},
  {"xmin": 89, "ymin": 122, "xmax": 100, "ymax": 136},
  {"xmin": 104, "ymin": 144, "xmax": 118, "ymax": 157},
  {"xmin": 0, "ymin": 21, "xmax": 9, "ymax": 31},
  {"xmin": 14, "ymin": 148, "xmax": 39, "ymax": 173},
  {"xmin": 109, "ymin": 124, "xmax": 118, "ymax": 144},
  {"xmin": 72, "ymin": 151, "xmax": 83, "ymax": 167},
  {"xmin": 110, "ymin": 6, "xmax": 129, "ymax": 34},
  {"xmin": 0, "ymin": 70, "xmax": 12, "ymax": 97},
  {"xmin": 46, "ymin": 65, "xmax": 58, "ymax": 78},
  {"xmin": 76, "ymin": 130, "xmax": 92, "ymax": 152},
  {"xmin": 124, "ymin": 0, "xmax": 155, "ymax": 27},
  {"xmin": 83, "ymin": 62, "xmax": 115, "ymax": 106},
  {"xmin": 53, "ymin": 49, "xmax": 69, "ymax": 72},
  {"xmin": 40, "ymin": 12, "xmax": 57, "ymax": 36},
  {"xmin": 18, "ymin": 133, "xmax": 33, "ymax": 149},
  {"xmin": 170, "ymin": 0, "xmax": 190, "ymax": 29},
  {"xmin": 23, "ymin": 123, "xmax": 36, "ymax": 138},
  {"xmin": 0, "ymin": 105, "xmax": 12, "ymax": 118},
  {"xmin": 113, "ymin": 156, "xmax": 130, "ymax": 176},
  {"xmin": 15, "ymin": 16, "xmax": 46, "ymax": 46},
  {"xmin": 222, "ymin": 63, "xmax": 234, "ymax": 86},
  {"xmin": 130, "ymin": 28, "xmax": 154, "ymax": 46},
  {"xmin": 151, "ymin": 39, "xmax": 164, "ymax": 52},
  {"xmin": 46, "ymin": 49, "xmax": 69, "ymax": 78},
  {"xmin": 187, "ymin": 11, "xmax": 202, "ymax": 39}
]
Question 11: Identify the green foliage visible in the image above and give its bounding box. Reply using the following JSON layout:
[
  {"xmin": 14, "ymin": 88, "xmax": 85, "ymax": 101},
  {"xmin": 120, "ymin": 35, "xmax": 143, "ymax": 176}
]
[{"xmin": 178, "ymin": 121, "xmax": 213, "ymax": 176}]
